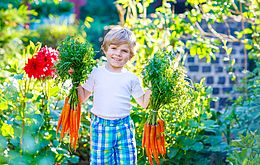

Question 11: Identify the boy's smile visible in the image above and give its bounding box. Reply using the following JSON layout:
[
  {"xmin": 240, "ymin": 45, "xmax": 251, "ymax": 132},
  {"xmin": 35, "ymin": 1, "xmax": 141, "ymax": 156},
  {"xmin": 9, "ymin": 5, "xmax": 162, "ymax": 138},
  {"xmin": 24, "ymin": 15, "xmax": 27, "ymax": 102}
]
[{"xmin": 104, "ymin": 44, "xmax": 131, "ymax": 72}]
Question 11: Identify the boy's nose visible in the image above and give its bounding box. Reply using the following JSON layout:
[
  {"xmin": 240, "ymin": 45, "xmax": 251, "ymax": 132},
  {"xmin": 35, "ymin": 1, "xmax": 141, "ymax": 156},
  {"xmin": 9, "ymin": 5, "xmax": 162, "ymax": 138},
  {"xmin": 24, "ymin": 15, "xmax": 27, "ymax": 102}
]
[{"xmin": 114, "ymin": 51, "xmax": 122, "ymax": 56}]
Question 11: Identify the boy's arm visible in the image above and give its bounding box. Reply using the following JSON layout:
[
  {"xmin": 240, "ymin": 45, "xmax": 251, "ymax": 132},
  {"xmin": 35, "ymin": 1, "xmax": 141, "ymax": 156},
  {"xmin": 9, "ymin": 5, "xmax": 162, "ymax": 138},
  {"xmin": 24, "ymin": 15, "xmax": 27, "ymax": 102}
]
[
  {"xmin": 69, "ymin": 68, "xmax": 92, "ymax": 103},
  {"xmin": 135, "ymin": 90, "xmax": 152, "ymax": 109},
  {"xmin": 77, "ymin": 85, "xmax": 92, "ymax": 103}
]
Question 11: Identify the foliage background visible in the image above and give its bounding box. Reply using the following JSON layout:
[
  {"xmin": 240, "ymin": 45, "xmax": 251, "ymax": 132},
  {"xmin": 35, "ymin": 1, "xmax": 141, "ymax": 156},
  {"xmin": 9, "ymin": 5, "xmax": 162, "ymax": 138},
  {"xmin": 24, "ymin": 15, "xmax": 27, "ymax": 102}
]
[{"xmin": 0, "ymin": 0, "xmax": 259, "ymax": 164}]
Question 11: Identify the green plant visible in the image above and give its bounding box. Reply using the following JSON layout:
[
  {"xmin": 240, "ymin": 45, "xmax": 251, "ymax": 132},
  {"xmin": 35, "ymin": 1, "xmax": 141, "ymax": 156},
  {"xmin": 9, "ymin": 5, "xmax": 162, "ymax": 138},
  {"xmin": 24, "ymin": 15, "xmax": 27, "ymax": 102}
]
[
  {"xmin": 26, "ymin": 24, "xmax": 86, "ymax": 48},
  {"xmin": 227, "ymin": 131, "xmax": 260, "ymax": 165},
  {"xmin": 31, "ymin": 0, "xmax": 74, "ymax": 18},
  {"xmin": 0, "ymin": 42, "xmax": 79, "ymax": 164},
  {"xmin": 144, "ymin": 51, "xmax": 178, "ymax": 113},
  {"xmin": 56, "ymin": 36, "xmax": 96, "ymax": 87},
  {"xmin": 0, "ymin": 4, "xmax": 37, "ymax": 66},
  {"xmin": 0, "ymin": 0, "xmax": 22, "ymax": 9}
]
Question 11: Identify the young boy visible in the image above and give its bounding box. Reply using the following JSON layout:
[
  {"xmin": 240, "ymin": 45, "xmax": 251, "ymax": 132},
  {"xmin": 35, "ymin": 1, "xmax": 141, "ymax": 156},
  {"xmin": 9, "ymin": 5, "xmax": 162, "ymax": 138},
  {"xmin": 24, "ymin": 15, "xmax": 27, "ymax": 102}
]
[{"xmin": 77, "ymin": 26, "xmax": 151, "ymax": 165}]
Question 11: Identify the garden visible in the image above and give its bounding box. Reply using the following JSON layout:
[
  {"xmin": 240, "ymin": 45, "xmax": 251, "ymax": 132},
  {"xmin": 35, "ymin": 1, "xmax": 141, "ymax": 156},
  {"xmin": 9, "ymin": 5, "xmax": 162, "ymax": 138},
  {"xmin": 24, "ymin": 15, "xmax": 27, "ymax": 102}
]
[{"xmin": 0, "ymin": 0, "xmax": 259, "ymax": 164}]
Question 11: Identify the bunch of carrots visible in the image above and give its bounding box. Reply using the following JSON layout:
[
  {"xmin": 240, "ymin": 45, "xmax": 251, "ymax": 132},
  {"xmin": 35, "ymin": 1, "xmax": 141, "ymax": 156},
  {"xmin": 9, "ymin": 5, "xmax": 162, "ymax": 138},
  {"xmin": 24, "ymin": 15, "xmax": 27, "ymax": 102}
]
[
  {"xmin": 56, "ymin": 96, "xmax": 81, "ymax": 150},
  {"xmin": 143, "ymin": 51, "xmax": 178, "ymax": 164},
  {"xmin": 55, "ymin": 36, "xmax": 96, "ymax": 149},
  {"xmin": 142, "ymin": 115, "xmax": 166, "ymax": 165}
]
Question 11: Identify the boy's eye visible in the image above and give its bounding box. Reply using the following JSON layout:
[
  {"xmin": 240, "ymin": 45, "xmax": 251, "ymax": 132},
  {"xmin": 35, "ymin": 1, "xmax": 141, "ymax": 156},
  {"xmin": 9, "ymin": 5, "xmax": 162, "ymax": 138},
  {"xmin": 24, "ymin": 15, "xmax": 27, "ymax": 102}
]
[{"xmin": 122, "ymin": 50, "xmax": 129, "ymax": 53}]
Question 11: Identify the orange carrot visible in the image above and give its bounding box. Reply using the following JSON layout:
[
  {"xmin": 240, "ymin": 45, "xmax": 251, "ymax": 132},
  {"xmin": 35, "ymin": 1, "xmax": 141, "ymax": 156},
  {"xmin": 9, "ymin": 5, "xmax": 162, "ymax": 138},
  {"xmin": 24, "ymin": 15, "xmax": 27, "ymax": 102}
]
[
  {"xmin": 73, "ymin": 110, "xmax": 77, "ymax": 133},
  {"xmin": 73, "ymin": 124, "xmax": 78, "ymax": 150},
  {"xmin": 56, "ymin": 112, "xmax": 63, "ymax": 134},
  {"xmin": 142, "ymin": 123, "xmax": 149, "ymax": 148},
  {"xmin": 60, "ymin": 102, "xmax": 70, "ymax": 139},
  {"xmin": 145, "ymin": 123, "xmax": 151, "ymax": 149},
  {"xmin": 158, "ymin": 119, "xmax": 164, "ymax": 132},
  {"xmin": 161, "ymin": 134, "xmax": 166, "ymax": 155},
  {"xmin": 56, "ymin": 98, "xmax": 69, "ymax": 134},
  {"xmin": 150, "ymin": 125, "xmax": 156, "ymax": 151},
  {"xmin": 64, "ymin": 109, "xmax": 71, "ymax": 133},
  {"xmin": 155, "ymin": 128, "xmax": 159, "ymax": 153},
  {"xmin": 150, "ymin": 125, "xmax": 160, "ymax": 165},
  {"xmin": 70, "ymin": 109, "xmax": 73, "ymax": 132},
  {"xmin": 61, "ymin": 102, "xmax": 70, "ymax": 129},
  {"xmin": 57, "ymin": 98, "xmax": 69, "ymax": 132},
  {"xmin": 142, "ymin": 127, "xmax": 146, "ymax": 148},
  {"xmin": 158, "ymin": 120, "xmax": 166, "ymax": 155},
  {"xmin": 156, "ymin": 124, "xmax": 164, "ymax": 155},
  {"xmin": 146, "ymin": 146, "xmax": 153, "ymax": 165},
  {"xmin": 67, "ymin": 103, "xmax": 81, "ymax": 150},
  {"xmin": 72, "ymin": 110, "xmax": 77, "ymax": 143},
  {"xmin": 76, "ymin": 103, "xmax": 81, "ymax": 131}
]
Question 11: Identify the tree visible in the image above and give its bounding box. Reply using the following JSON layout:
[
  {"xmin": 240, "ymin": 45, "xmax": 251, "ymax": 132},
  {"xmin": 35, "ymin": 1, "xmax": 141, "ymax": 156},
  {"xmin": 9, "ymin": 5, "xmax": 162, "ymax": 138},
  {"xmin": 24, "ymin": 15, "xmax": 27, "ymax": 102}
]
[{"xmin": 115, "ymin": 0, "xmax": 259, "ymax": 75}]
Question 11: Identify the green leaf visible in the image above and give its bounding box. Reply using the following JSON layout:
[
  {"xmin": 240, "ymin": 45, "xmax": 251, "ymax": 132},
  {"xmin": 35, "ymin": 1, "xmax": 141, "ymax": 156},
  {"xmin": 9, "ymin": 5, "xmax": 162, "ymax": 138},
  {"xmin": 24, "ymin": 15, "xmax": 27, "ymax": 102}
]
[
  {"xmin": 197, "ymin": 47, "xmax": 202, "ymax": 55},
  {"xmin": 206, "ymin": 55, "xmax": 211, "ymax": 63},
  {"xmin": 85, "ymin": 16, "xmax": 94, "ymax": 22},
  {"xmin": 191, "ymin": 142, "xmax": 203, "ymax": 151},
  {"xmin": 137, "ymin": 3, "xmax": 144, "ymax": 13},
  {"xmin": 202, "ymin": 120, "xmax": 216, "ymax": 127},
  {"xmin": 204, "ymin": 136, "xmax": 222, "ymax": 145},
  {"xmin": 49, "ymin": 86, "xmax": 60, "ymax": 97},
  {"xmin": 0, "ymin": 101, "xmax": 8, "ymax": 110},
  {"xmin": 189, "ymin": 119, "xmax": 199, "ymax": 127},
  {"xmin": 26, "ymin": 92, "xmax": 33, "ymax": 99},
  {"xmin": 14, "ymin": 74, "xmax": 24, "ymax": 80},
  {"xmin": 235, "ymin": 31, "xmax": 243, "ymax": 39},
  {"xmin": 1, "ymin": 123, "xmax": 14, "ymax": 137},
  {"xmin": 68, "ymin": 155, "xmax": 79, "ymax": 163},
  {"xmin": 56, "ymin": 147, "xmax": 69, "ymax": 154},
  {"xmin": 52, "ymin": 140, "xmax": 60, "ymax": 147},
  {"xmin": 202, "ymin": 4, "xmax": 210, "ymax": 13},
  {"xmin": 21, "ymin": 134, "xmax": 37, "ymax": 154},
  {"xmin": 168, "ymin": 147, "xmax": 178, "ymax": 158},
  {"xmin": 0, "ymin": 136, "xmax": 7, "ymax": 149},
  {"xmin": 243, "ymin": 28, "xmax": 253, "ymax": 34},
  {"xmin": 39, "ymin": 140, "xmax": 50, "ymax": 149},
  {"xmin": 29, "ymin": 41, "xmax": 35, "ymax": 49},
  {"xmin": 38, "ymin": 156, "xmax": 55, "ymax": 165},
  {"xmin": 190, "ymin": 46, "xmax": 196, "ymax": 56},
  {"xmin": 231, "ymin": 59, "xmax": 236, "ymax": 66},
  {"xmin": 10, "ymin": 137, "xmax": 20, "ymax": 147},
  {"xmin": 245, "ymin": 44, "xmax": 253, "ymax": 50},
  {"xmin": 5, "ymin": 68, "xmax": 16, "ymax": 73},
  {"xmin": 226, "ymin": 48, "xmax": 232, "ymax": 55}
]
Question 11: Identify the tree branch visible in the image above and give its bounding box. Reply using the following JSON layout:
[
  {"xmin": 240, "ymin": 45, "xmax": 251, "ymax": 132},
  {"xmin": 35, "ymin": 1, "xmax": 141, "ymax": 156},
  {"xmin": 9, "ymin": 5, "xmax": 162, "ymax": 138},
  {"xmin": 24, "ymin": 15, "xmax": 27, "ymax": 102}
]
[{"xmin": 195, "ymin": 22, "xmax": 240, "ymax": 42}]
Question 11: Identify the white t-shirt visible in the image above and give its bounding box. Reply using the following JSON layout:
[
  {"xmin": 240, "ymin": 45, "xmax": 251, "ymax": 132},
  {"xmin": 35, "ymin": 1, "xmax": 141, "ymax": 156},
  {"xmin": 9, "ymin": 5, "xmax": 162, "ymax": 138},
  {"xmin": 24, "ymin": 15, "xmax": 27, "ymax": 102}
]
[{"xmin": 82, "ymin": 65, "xmax": 145, "ymax": 119}]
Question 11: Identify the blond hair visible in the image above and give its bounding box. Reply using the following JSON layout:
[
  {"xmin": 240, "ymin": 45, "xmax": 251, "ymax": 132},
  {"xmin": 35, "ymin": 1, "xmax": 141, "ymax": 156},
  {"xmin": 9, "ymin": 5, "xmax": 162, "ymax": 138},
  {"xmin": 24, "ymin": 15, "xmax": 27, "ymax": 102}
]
[{"xmin": 101, "ymin": 26, "xmax": 136, "ymax": 57}]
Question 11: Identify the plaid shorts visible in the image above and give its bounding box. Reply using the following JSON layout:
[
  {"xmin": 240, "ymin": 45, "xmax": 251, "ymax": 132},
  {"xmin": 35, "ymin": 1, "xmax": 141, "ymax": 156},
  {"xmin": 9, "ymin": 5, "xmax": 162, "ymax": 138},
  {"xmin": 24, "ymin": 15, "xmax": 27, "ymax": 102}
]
[{"xmin": 90, "ymin": 114, "xmax": 137, "ymax": 165}]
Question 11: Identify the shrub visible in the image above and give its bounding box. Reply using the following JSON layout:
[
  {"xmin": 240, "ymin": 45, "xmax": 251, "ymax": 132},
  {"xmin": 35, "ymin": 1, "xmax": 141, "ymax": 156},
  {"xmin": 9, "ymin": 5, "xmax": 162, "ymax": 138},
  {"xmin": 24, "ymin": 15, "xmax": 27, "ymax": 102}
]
[
  {"xmin": 26, "ymin": 24, "xmax": 86, "ymax": 48},
  {"xmin": 31, "ymin": 0, "xmax": 74, "ymax": 18}
]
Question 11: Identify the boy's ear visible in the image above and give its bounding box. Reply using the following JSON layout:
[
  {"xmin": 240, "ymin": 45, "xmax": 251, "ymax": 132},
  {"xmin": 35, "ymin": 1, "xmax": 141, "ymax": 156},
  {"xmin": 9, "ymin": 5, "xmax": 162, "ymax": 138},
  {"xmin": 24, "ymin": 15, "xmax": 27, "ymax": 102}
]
[
  {"xmin": 101, "ymin": 47, "xmax": 106, "ymax": 55},
  {"xmin": 129, "ymin": 54, "xmax": 134, "ymax": 59}
]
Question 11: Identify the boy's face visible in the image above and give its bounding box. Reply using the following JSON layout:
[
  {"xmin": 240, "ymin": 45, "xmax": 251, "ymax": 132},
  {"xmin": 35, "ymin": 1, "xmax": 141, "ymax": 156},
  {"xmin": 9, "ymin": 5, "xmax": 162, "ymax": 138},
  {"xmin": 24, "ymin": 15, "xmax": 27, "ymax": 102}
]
[{"xmin": 104, "ymin": 43, "xmax": 131, "ymax": 69}]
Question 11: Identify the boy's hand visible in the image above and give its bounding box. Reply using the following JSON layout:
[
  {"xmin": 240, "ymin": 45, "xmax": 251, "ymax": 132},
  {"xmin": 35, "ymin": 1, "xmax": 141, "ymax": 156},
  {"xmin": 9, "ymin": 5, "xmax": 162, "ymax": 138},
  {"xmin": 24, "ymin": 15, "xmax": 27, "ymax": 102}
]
[
  {"xmin": 135, "ymin": 89, "xmax": 152, "ymax": 109},
  {"xmin": 144, "ymin": 89, "xmax": 152, "ymax": 108},
  {"xmin": 77, "ymin": 85, "xmax": 92, "ymax": 103},
  {"xmin": 68, "ymin": 67, "xmax": 74, "ymax": 76},
  {"xmin": 77, "ymin": 85, "xmax": 84, "ymax": 103},
  {"xmin": 145, "ymin": 89, "xmax": 152, "ymax": 96}
]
